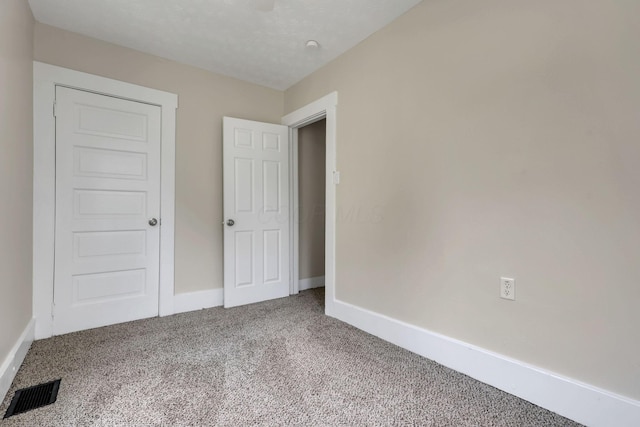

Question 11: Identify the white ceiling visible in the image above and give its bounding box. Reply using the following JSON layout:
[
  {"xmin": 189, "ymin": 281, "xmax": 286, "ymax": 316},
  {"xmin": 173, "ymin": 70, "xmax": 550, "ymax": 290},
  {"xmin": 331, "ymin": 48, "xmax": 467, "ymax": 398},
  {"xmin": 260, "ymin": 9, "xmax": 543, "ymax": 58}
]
[{"xmin": 28, "ymin": 0, "xmax": 422, "ymax": 90}]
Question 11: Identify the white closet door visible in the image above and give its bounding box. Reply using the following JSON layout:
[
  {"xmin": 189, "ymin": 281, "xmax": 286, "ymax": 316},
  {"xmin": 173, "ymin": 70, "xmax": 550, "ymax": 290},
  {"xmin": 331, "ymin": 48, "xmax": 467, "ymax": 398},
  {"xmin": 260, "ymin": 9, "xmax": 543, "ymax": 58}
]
[{"xmin": 54, "ymin": 86, "xmax": 161, "ymax": 335}]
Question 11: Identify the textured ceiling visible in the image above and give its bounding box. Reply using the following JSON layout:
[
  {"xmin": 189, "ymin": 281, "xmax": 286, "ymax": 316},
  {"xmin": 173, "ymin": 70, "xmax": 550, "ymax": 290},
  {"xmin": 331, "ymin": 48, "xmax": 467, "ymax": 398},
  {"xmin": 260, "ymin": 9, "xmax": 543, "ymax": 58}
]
[{"xmin": 28, "ymin": 0, "xmax": 423, "ymax": 90}]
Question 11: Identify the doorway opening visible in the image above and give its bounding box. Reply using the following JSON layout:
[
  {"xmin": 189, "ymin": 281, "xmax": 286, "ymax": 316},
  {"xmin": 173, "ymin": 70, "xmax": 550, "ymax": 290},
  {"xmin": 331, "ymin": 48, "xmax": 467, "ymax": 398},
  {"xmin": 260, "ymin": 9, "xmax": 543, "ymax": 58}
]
[
  {"xmin": 296, "ymin": 119, "xmax": 326, "ymax": 292},
  {"xmin": 282, "ymin": 91, "xmax": 337, "ymax": 315}
]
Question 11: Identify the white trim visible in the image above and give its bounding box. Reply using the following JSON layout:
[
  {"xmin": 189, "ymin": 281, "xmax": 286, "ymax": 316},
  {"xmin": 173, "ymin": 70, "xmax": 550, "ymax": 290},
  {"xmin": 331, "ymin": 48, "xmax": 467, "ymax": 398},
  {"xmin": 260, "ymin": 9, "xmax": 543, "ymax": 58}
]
[
  {"xmin": 331, "ymin": 300, "xmax": 640, "ymax": 427},
  {"xmin": 282, "ymin": 92, "xmax": 338, "ymax": 127},
  {"xmin": 298, "ymin": 276, "xmax": 325, "ymax": 291},
  {"xmin": 290, "ymin": 128, "xmax": 300, "ymax": 295},
  {"xmin": 33, "ymin": 62, "xmax": 178, "ymax": 339},
  {"xmin": 282, "ymin": 92, "xmax": 338, "ymax": 315},
  {"xmin": 0, "ymin": 319, "xmax": 35, "ymax": 402},
  {"xmin": 173, "ymin": 289, "xmax": 224, "ymax": 314}
]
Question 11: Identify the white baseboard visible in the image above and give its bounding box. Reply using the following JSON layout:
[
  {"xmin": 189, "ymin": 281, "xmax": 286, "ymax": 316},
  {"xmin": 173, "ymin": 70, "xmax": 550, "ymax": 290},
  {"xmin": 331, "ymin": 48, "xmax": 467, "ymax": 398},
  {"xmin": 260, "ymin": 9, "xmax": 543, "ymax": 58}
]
[
  {"xmin": 299, "ymin": 276, "xmax": 325, "ymax": 291},
  {"xmin": 173, "ymin": 289, "xmax": 223, "ymax": 314},
  {"xmin": 327, "ymin": 300, "xmax": 640, "ymax": 427},
  {"xmin": 0, "ymin": 318, "xmax": 35, "ymax": 402}
]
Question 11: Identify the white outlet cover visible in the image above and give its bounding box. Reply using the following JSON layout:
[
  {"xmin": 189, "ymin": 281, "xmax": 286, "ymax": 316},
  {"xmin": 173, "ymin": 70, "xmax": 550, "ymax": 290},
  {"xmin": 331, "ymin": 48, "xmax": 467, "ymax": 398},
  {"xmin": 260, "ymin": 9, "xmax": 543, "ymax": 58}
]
[{"xmin": 500, "ymin": 277, "xmax": 515, "ymax": 301}]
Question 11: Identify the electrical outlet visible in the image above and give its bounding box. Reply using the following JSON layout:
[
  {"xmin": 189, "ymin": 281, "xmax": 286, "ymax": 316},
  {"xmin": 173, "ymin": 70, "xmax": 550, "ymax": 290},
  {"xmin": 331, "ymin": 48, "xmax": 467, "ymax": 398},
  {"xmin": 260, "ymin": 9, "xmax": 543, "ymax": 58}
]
[{"xmin": 500, "ymin": 277, "xmax": 515, "ymax": 300}]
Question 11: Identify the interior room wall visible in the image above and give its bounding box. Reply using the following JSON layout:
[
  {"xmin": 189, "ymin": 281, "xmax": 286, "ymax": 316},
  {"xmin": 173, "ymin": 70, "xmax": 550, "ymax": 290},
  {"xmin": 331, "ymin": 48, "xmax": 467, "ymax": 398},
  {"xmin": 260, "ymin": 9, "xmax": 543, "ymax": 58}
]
[
  {"xmin": 284, "ymin": 0, "xmax": 640, "ymax": 400},
  {"xmin": 298, "ymin": 119, "xmax": 326, "ymax": 280},
  {"xmin": 33, "ymin": 23, "xmax": 285, "ymax": 295},
  {"xmin": 0, "ymin": 0, "xmax": 35, "ymax": 369}
]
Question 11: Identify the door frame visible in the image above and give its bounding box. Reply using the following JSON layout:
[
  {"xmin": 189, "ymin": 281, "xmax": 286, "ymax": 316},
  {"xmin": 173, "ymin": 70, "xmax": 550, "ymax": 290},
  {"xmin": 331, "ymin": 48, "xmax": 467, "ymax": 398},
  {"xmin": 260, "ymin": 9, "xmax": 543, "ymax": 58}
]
[
  {"xmin": 33, "ymin": 62, "xmax": 178, "ymax": 339},
  {"xmin": 282, "ymin": 92, "xmax": 338, "ymax": 315}
]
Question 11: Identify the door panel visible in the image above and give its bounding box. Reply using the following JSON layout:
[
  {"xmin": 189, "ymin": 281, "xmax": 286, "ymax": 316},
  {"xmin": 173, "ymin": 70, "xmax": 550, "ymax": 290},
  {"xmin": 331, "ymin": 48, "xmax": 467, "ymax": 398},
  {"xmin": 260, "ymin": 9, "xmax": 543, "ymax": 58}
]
[
  {"xmin": 234, "ymin": 231, "xmax": 255, "ymax": 287},
  {"xmin": 73, "ymin": 190, "xmax": 147, "ymax": 217},
  {"xmin": 263, "ymin": 160, "xmax": 281, "ymax": 211},
  {"xmin": 73, "ymin": 147, "xmax": 148, "ymax": 180},
  {"xmin": 73, "ymin": 269, "xmax": 146, "ymax": 305},
  {"xmin": 223, "ymin": 117, "xmax": 290, "ymax": 308},
  {"xmin": 74, "ymin": 231, "xmax": 146, "ymax": 259},
  {"xmin": 234, "ymin": 158, "xmax": 255, "ymax": 213},
  {"xmin": 263, "ymin": 229, "xmax": 281, "ymax": 283},
  {"xmin": 54, "ymin": 86, "xmax": 161, "ymax": 335}
]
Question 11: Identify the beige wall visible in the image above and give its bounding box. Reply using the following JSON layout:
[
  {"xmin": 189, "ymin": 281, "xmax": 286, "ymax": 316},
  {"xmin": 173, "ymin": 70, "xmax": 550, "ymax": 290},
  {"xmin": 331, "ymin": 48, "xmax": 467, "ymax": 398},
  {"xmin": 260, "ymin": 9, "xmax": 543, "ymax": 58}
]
[
  {"xmin": 285, "ymin": 0, "xmax": 640, "ymax": 400},
  {"xmin": 298, "ymin": 120, "xmax": 326, "ymax": 280},
  {"xmin": 34, "ymin": 23, "xmax": 284, "ymax": 294},
  {"xmin": 0, "ymin": 0, "xmax": 34, "ymax": 367}
]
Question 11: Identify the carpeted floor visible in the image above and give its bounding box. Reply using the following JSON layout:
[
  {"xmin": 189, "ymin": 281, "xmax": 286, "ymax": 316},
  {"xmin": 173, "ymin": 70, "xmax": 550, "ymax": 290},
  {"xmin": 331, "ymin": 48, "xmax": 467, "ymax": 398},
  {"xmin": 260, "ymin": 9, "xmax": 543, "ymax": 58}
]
[{"xmin": 1, "ymin": 289, "xmax": 580, "ymax": 426}]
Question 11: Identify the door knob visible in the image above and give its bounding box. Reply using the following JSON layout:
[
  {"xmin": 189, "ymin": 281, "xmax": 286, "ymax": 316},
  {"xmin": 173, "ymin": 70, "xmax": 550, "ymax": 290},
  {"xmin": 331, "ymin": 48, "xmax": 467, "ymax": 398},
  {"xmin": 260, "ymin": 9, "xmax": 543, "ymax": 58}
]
[
  {"xmin": 149, "ymin": 218, "xmax": 158, "ymax": 226},
  {"xmin": 226, "ymin": 219, "xmax": 235, "ymax": 226}
]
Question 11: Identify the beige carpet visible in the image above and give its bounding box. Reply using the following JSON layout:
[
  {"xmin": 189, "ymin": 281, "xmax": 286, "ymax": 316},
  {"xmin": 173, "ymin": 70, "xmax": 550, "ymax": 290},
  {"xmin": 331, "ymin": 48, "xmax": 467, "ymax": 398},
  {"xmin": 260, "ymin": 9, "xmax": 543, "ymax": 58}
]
[{"xmin": 1, "ymin": 289, "xmax": 580, "ymax": 426}]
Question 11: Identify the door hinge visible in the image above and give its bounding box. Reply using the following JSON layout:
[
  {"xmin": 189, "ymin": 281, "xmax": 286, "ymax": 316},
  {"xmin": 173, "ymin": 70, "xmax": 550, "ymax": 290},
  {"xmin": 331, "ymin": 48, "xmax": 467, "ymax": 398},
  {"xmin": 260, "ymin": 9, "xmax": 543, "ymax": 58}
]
[{"xmin": 53, "ymin": 101, "xmax": 57, "ymax": 117}]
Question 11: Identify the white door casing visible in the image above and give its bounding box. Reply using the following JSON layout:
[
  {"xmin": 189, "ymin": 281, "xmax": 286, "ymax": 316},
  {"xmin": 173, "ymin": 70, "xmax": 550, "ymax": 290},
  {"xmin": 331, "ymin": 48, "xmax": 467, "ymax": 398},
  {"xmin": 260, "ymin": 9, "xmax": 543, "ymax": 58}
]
[
  {"xmin": 34, "ymin": 62, "xmax": 177, "ymax": 340},
  {"xmin": 223, "ymin": 117, "xmax": 290, "ymax": 308},
  {"xmin": 281, "ymin": 92, "xmax": 338, "ymax": 315},
  {"xmin": 53, "ymin": 86, "xmax": 161, "ymax": 335}
]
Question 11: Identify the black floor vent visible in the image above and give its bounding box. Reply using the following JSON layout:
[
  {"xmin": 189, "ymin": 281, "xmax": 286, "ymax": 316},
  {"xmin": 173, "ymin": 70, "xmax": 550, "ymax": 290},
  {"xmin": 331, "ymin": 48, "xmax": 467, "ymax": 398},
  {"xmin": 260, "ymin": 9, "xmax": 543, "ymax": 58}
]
[{"xmin": 3, "ymin": 379, "xmax": 61, "ymax": 419}]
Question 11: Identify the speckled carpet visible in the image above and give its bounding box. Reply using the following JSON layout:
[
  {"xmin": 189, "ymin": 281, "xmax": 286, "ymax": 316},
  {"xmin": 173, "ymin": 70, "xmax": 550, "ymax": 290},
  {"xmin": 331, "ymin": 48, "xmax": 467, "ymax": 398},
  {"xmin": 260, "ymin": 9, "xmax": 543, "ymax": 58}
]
[{"xmin": 0, "ymin": 289, "xmax": 580, "ymax": 426}]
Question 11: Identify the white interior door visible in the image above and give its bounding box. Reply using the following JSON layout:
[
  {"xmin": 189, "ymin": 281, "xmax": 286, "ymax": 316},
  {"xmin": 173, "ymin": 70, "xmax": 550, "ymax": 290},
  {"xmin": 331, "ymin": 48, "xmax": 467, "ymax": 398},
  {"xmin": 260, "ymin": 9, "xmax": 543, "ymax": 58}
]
[
  {"xmin": 53, "ymin": 86, "xmax": 161, "ymax": 335},
  {"xmin": 223, "ymin": 117, "xmax": 290, "ymax": 308}
]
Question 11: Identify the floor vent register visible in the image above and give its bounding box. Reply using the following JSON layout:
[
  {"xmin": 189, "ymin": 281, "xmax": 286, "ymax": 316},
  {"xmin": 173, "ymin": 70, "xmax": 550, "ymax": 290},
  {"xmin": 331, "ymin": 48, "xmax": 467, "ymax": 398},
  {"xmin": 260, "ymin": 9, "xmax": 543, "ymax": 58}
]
[{"xmin": 3, "ymin": 379, "xmax": 61, "ymax": 419}]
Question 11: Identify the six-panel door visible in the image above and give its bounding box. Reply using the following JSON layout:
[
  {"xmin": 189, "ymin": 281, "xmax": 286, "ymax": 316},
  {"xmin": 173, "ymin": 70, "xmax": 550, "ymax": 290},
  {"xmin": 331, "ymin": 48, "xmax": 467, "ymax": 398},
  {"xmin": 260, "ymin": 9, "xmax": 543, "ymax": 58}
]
[{"xmin": 223, "ymin": 117, "xmax": 290, "ymax": 308}]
